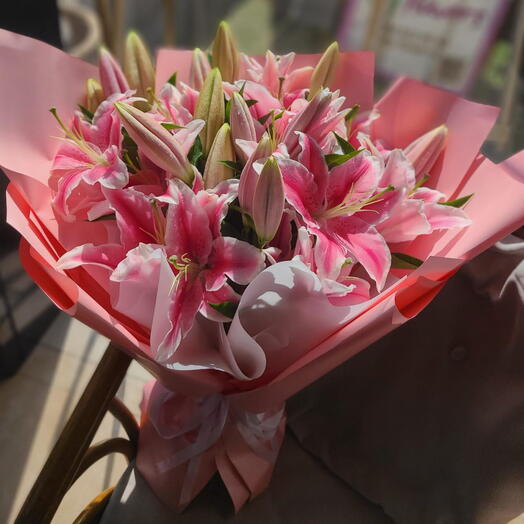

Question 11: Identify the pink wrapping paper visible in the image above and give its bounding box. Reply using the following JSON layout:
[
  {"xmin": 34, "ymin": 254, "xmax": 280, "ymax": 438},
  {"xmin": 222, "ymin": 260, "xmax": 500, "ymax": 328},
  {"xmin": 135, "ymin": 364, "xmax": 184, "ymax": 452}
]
[{"xmin": 2, "ymin": 30, "xmax": 524, "ymax": 512}]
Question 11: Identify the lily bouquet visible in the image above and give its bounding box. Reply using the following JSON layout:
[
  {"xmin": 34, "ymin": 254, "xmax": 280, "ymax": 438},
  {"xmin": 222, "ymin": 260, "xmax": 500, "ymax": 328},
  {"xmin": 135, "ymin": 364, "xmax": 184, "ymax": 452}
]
[{"xmin": 2, "ymin": 23, "xmax": 524, "ymax": 512}]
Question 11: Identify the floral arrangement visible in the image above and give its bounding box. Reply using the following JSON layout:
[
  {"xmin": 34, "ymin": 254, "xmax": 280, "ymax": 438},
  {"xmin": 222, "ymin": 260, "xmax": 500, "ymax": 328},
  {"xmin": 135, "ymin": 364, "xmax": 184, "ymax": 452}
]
[{"xmin": 2, "ymin": 23, "xmax": 523, "ymax": 512}]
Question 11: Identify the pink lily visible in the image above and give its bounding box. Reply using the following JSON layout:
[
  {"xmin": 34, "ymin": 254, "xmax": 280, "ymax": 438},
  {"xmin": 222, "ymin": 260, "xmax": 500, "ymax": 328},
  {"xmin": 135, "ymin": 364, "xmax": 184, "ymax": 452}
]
[
  {"xmin": 230, "ymin": 92, "xmax": 257, "ymax": 155},
  {"xmin": 159, "ymin": 82, "xmax": 198, "ymax": 125},
  {"xmin": 154, "ymin": 179, "xmax": 265, "ymax": 359},
  {"xmin": 281, "ymin": 88, "xmax": 348, "ymax": 157},
  {"xmin": 49, "ymin": 108, "xmax": 128, "ymax": 220},
  {"xmin": 375, "ymin": 148, "xmax": 471, "ymax": 242},
  {"xmin": 241, "ymin": 51, "xmax": 313, "ymax": 101},
  {"xmin": 189, "ymin": 47, "xmax": 211, "ymax": 91},
  {"xmin": 238, "ymin": 134, "xmax": 274, "ymax": 216},
  {"xmin": 404, "ymin": 124, "xmax": 448, "ymax": 178},
  {"xmin": 114, "ymin": 102, "xmax": 197, "ymax": 184},
  {"xmin": 294, "ymin": 226, "xmax": 370, "ymax": 305},
  {"xmin": 252, "ymin": 156, "xmax": 285, "ymax": 243},
  {"xmin": 99, "ymin": 47, "xmax": 129, "ymax": 97},
  {"xmin": 279, "ymin": 133, "xmax": 395, "ymax": 290}
]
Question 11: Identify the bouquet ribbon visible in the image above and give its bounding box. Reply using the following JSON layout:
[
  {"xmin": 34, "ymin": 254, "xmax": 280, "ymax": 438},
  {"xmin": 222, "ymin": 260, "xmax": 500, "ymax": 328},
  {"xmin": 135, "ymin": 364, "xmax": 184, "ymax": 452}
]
[{"xmin": 137, "ymin": 380, "xmax": 286, "ymax": 511}]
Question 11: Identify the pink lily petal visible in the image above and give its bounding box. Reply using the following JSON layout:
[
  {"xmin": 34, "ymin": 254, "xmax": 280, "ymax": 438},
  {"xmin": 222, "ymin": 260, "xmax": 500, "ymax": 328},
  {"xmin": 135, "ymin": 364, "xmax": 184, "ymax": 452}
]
[
  {"xmin": 297, "ymin": 132, "xmax": 328, "ymax": 198},
  {"xmin": 323, "ymin": 275, "xmax": 370, "ymax": 306},
  {"xmin": 172, "ymin": 119, "xmax": 205, "ymax": 156},
  {"xmin": 164, "ymin": 179, "xmax": 213, "ymax": 263},
  {"xmin": 157, "ymin": 273, "xmax": 204, "ymax": 362},
  {"xmin": 283, "ymin": 66, "xmax": 313, "ymax": 95},
  {"xmin": 261, "ymin": 50, "xmax": 279, "ymax": 95},
  {"xmin": 312, "ymin": 228, "xmax": 347, "ymax": 281},
  {"xmin": 240, "ymin": 80, "xmax": 282, "ymax": 120},
  {"xmin": 205, "ymin": 236, "xmax": 265, "ymax": 291},
  {"xmin": 110, "ymin": 243, "xmax": 165, "ymax": 328},
  {"xmin": 411, "ymin": 187, "xmax": 446, "ymax": 203},
  {"xmin": 103, "ymin": 186, "xmax": 157, "ymax": 251},
  {"xmin": 377, "ymin": 199, "xmax": 431, "ymax": 243},
  {"xmin": 381, "ymin": 148, "xmax": 415, "ymax": 189},
  {"xmin": 195, "ymin": 190, "xmax": 231, "ymax": 239},
  {"xmin": 329, "ymin": 216, "xmax": 391, "ymax": 290},
  {"xmin": 326, "ymin": 152, "xmax": 382, "ymax": 208},
  {"xmin": 83, "ymin": 146, "xmax": 128, "ymax": 189},
  {"xmin": 201, "ymin": 283, "xmax": 241, "ymax": 322},
  {"xmin": 357, "ymin": 188, "xmax": 403, "ymax": 227},
  {"xmin": 282, "ymin": 88, "xmax": 333, "ymax": 156},
  {"xmin": 57, "ymin": 242, "xmax": 125, "ymax": 271},
  {"xmin": 235, "ymin": 139, "xmax": 257, "ymax": 160},
  {"xmin": 424, "ymin": 202, "xmax": 472, "ymax": 230},
  {"xmin": 279, "ymin": 158, "xmax": 323, "ymax": 225},
  {"xmin": 99, "ymin": 47, "xmax": 129, "ymax": 96}
]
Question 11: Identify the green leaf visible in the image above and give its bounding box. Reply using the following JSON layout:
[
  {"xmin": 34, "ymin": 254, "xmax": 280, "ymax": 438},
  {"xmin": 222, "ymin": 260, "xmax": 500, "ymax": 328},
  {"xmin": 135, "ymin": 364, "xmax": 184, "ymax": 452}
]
[
  {"xmin": 245, "ymin": 99, "xmax": 258, "ymax": 107},
  {"xmin": 209, "ymin": 301, "xmax": 238, "ymax": 319},
  {"xmin": 344, "ymin": 104, "xmax": 360, "ymax": 123},
  {"xmin": 440, "ymin": 193, "xmax": 473, "ymax": 208},
  {"xmin": 121, "ymin": 127, "xmax": 141, "ymax": 171},
  {"xmin": 258, "ymin": 111, "xmax": 273, "ymax": 126},
  {"xmin": 391, "ymin": 252, "xmax": 424, "ymax": 270},
  {"xmin": 325, "ymin": 148, "xmax": 362, "ymax": 168},
  {"xmin": 238, "ymin": 81, "xmax": 247, "ymax": 98},
  {"xmin": 219, "ymin": 160, "xmax": 243, "ymax": 175},
  {"xmin": 167, "ymin": 72, "xmax": 177, "ymax": 86},
  {"xmin": 78, "ymin": 104, "xmax": 94, "ymax": 123},
  {"xmin": 410, "ymin": 174, "xmax": 430, "ymax": 194},
  {"xmin": 225, "ymin": 97, "xmax": 231, "ymax": 124},
  {"xmin": 188, "ymin": 135, "xmax": 204, "ymax": 166},
  {"xmin": 89, "ymin": 213, "xmax": 116, "ymax": 222},
  {"xmin": 333, "ymin": 132, "xmax": 356, "ymax": 154},
  {"xmin": 161, "ymin": 122, "xmax": 185, "ymax": 130}
]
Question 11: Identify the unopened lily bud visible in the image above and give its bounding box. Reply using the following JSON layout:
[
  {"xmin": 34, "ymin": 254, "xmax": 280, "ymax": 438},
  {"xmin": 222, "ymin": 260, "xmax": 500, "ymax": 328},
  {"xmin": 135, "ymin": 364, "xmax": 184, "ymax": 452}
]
[
  {"xmin": 85, "ymin": 78, "xmax": 104, "ymax": 113},
  {"xmin": 194, "ymin": 68, "xmax": 225, "ymax": 154},
  {"xmin": 124, "ymin": 31, "xmax": 156, "ymax": 100},
  {"xmin": 211, "ymin": 21, "xmax": 240, "ymax": 82},
  {"xmin": 114, "ymin": 102, "xmax": 193, "ymax": 184},
  {"xmin": 230, "ymin": 92, "xmax": 256, "ymax": 156},
  {"xmin": 189, "ymin": 48, "xmax": 211, "ymax": 91},
  {"xmin": 282, "ymin": 88, "xmax": 332, "ymax": 156},
  {"xmin": 238, "ymin": 134, "xmax": 274, "ymax": 214},
  {"xmin": 252, "ymin": 156, "xmax": 285, "ymax": 243},
  {"xmin": 99, "ymin": 47, "xmax": 129, "ymax": 97},
  {"xmin": 404, "ymin": 124, "xmax": 448, "ymax": 177},
  {"xmin": 203, "ymin": 123, "xmax": 235, "ymax": 188},
  {"xmin": 308, "ymin": 41, "xmax": 339, "ymax": 100}
]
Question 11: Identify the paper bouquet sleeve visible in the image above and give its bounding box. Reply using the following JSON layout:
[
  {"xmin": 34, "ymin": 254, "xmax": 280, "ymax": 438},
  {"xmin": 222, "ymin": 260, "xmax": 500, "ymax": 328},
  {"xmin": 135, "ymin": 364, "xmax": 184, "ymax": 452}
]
[{"xmin": 2, "ymin": 29, "xmax": 524, "ymax": 512}]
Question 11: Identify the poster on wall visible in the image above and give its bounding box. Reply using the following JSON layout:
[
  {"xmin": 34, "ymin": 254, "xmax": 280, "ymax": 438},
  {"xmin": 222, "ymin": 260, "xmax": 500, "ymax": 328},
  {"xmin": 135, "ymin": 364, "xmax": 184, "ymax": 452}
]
[{"xmin": 338, "ymin": 0, "xmax": 512, "ymax": 93}]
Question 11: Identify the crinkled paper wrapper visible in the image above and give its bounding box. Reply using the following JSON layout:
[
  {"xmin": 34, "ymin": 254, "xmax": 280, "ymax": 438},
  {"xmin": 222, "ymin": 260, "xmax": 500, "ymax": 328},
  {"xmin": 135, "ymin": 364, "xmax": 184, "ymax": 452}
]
[{"xmin": 1, "ymin": 29, "xmax": 524, "ymax": 512}]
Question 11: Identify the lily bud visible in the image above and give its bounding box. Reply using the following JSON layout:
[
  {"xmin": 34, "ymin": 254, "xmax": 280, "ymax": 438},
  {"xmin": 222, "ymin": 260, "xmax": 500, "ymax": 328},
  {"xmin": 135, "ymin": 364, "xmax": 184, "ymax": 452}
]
[
  {"xmin": 404, "ymin": 124, "xmax": 448, "ymax": 177},
  {"xmin": 124, "ymin": 31, "xmax": 156, "ymax": 100},
  {"xmin": 114, "ymin": 102, "xmax": 193, "ymax": 184},
  {"xmin": 194, "ymin": 68, "xmax": 225, "ymax": 154},
  {"xmin": 85, "ymin": 78, "xmax": 104, "ymax": 113},
  {"xmin": 203, "ymin": 123, "xmax": 235, "ymax": 189},
  {"xmin": 308, "ymin": 41, "xmax": 339, "ymax": 100},
  {"xmin": 211, "ymin": 21, "xmax": 240, "ymax": 82},
  {"xmin": 282, "ymin": 88, "xmax": 332, "ymax": 156},
  {"xmin": 252, "ymin": 156, "xmax": 285, "ymax": 244},
  {"xmin": 99, "ymin": 47, "xmax": 129, "ymax": 97},
  {"xmin": 189, "ymin": 48, "xmax": 211, "ymax": 91},
  {"xmin": 230, "ymin": 92, "xmax": 256, "ymax": 157},
  {"xmin": 238, "ymin": 134, "xmax": 274, "ymax": 214}
]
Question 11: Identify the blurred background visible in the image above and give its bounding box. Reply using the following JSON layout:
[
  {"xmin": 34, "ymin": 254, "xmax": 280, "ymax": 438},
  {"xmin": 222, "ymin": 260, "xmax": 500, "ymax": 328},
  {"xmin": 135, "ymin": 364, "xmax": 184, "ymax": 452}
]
[{"xmin": 0, "ymin": 0, "xmax": 523, "ymax": 521}]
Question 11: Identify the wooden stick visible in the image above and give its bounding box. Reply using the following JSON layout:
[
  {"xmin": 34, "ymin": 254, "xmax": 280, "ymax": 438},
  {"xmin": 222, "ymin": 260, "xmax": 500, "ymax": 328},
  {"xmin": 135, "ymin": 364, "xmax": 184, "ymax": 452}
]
[{"xmin": 15, "ymin": 343, "xmax": 132, "ymax": 524}]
